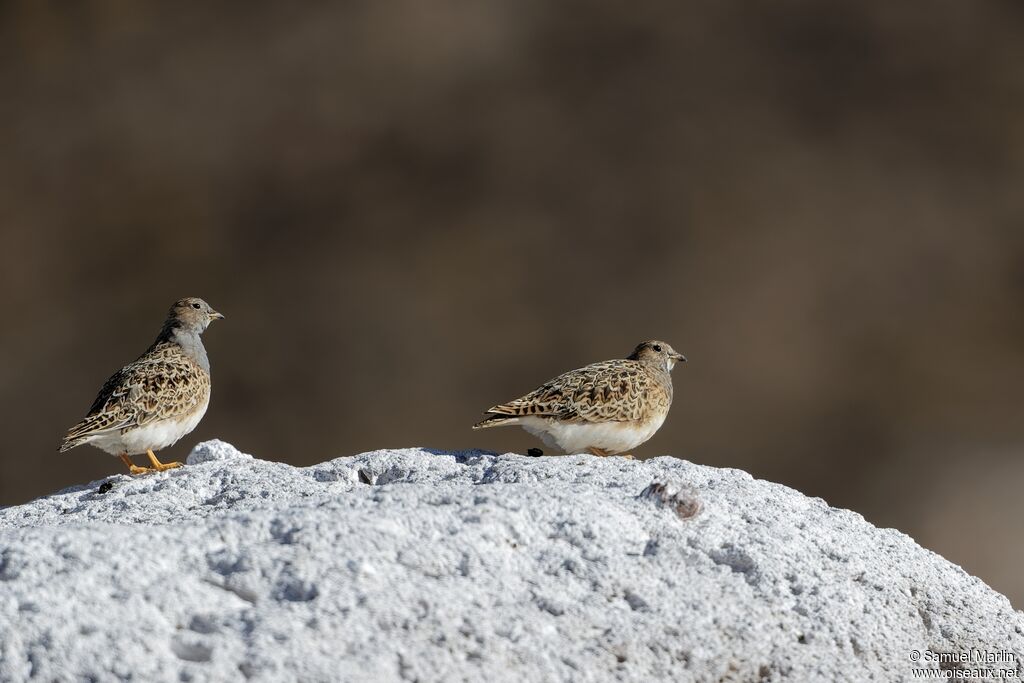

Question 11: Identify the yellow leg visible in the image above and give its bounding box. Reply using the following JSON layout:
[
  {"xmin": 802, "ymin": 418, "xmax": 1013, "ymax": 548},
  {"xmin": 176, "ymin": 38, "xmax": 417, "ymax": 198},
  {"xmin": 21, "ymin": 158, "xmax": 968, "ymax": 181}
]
[
  {"xmin": 120, "ymin": 453, "xmax": 154, "ymax": 476},
  {"xmin": 146, "ymin": 449, "xmax": 183, "ymax": 471}
]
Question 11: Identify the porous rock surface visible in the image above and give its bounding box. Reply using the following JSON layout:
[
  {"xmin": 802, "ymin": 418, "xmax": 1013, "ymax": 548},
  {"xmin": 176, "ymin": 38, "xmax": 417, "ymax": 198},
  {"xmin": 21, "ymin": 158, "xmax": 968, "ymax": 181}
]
[{"xmin": 0, "ymin": 441, "xmax": 1020, "ymax": 682}]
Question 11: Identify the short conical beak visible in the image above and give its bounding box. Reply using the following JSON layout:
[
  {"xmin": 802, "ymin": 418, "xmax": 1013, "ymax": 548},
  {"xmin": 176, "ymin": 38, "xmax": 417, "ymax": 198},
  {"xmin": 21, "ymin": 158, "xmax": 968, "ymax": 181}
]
[
  {"xmin": 209, "ymin": 310, "xmax": 225, "ymax": 321},
  {"xmin": 673, "ymin": 353, "xmax": 687, "ymax": 363}
]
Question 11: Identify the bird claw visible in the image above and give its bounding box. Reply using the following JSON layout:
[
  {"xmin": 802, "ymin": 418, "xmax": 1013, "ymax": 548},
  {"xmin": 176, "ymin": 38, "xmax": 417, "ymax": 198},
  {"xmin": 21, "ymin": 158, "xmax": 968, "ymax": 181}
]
[
  {"xmin": 586, "ymin": 448, "xmax": 634, "ymax": 459},
  {"xmin": 120, "ymin": 451, "xmax": 184, "ymax": 475},
  {"xmin": 146, "ymin": 450, "xmax": 183, "ymax": 471}
]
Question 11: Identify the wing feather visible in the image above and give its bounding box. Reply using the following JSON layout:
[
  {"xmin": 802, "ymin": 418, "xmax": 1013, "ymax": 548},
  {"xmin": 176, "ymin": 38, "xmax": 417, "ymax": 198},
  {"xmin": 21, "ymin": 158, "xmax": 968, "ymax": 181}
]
[
  {"xmin": 480, "ymin": 360, "xmax": 653, "ymax": 424},
  {"xmin": 60, "ymin": 342, "xmax": 209, "ymax": 451}
]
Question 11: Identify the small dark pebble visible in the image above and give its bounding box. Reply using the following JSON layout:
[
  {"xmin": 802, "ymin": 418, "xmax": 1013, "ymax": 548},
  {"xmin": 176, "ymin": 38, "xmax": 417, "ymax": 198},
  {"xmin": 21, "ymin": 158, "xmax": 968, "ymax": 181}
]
[
  {"xmin": 357, "ymin": 469, "xmax": 373, "ymax": 485},
  {"xmin": 97, "ymin": 482, "xmax": 114, "ymax": 495},
  {"xmin": 527, "ymin": 448, "xmax": 544, "ymax": 457}
]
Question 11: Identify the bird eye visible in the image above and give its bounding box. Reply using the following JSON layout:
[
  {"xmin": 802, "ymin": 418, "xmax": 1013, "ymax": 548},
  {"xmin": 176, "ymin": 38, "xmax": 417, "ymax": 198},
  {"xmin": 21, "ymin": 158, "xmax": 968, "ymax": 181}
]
[
  {"xmin": 653, "ymin": 344, "xmax": 662, "ymax": 352},
  {"xmin": 191, "ymin": 302, "xmax": 201, "ymax": 309}
]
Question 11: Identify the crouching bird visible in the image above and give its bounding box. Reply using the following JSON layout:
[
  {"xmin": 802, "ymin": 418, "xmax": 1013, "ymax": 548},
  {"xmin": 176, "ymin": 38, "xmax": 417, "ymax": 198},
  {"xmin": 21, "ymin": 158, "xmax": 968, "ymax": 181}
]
[
  {"xmin": 473, "ymin": 340, "xmax": 686, "ymax": 458},
  {"xmin": 59, "ymin": 297, "xmax": 224, "ymax": 475}
]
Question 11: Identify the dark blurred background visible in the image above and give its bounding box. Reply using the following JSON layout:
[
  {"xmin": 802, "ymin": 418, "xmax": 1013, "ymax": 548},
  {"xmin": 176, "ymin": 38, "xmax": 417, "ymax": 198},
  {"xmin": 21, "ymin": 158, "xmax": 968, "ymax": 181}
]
[{"xmin": 1, "ymin": 1, "xmax": 1022, "ymax": 605}]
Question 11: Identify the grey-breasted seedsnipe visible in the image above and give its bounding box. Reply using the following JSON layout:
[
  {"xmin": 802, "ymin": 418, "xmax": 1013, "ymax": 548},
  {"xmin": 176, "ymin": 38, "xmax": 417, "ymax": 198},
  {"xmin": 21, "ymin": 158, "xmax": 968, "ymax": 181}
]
[
  {"xmin": 473, "ymin": 340, "xmax": 686, "ymax": 457},
  {"xmin": 59, "ymin": 297, "xmax": 224, "ymax": 475}
]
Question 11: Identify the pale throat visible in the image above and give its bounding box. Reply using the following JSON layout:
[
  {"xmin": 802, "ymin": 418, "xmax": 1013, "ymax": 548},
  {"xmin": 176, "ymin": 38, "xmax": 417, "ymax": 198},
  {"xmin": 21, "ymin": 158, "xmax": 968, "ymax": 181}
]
[{"xmin": 171, "ymin": 326, "xmax": 211, "ymax": 373}]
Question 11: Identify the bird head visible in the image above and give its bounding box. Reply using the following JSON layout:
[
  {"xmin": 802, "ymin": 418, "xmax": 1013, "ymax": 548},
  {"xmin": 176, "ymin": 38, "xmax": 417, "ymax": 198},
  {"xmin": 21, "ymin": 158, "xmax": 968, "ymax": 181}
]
[
  {"xmin": 628, "ymin": 340, "xmax": 687, "ymax": 372},
  {"xmin": 170, "ymin": 297, "xmax": 224, "ymax": 333}
]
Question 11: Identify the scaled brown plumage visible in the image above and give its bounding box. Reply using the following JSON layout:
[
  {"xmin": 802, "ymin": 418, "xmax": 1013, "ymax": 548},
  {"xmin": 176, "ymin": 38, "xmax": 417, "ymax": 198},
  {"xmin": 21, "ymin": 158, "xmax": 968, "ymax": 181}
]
[
  {"xmin": 59, "ymin": 297, "xmax": 223, "ymax": 474},
  {"xmin": 60, "ymin": 342, "xmax": 211, "ymax": 451},
  {"xmin": 473, "ymin": 340, "xmax": 686, "ymax": 456}
]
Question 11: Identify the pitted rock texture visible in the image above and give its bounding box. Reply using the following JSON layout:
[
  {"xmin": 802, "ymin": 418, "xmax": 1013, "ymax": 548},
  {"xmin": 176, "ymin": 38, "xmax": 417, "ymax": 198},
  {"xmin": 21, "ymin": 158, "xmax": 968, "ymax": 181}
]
[{"xmin": 0, "ymin": 440, "xmax": 1021, "ymax": 682}]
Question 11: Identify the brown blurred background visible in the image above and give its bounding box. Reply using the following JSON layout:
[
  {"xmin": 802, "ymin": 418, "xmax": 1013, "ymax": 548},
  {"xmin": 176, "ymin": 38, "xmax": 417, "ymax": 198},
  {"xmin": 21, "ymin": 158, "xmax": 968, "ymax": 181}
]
[{"xmin": 1, "ymin": 1, "xmax": 1022, "ymax": 604}]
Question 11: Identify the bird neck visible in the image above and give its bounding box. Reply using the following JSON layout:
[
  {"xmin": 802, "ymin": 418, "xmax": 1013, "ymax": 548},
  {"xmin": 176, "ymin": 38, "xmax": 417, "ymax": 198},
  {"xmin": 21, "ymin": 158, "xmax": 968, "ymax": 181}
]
[
  {"xmin": 642, "ymin": 360, "xmax": 674, "ymax": 393},
  {"xmin": 156, "ymin": 321, "xmax": 211, "ymax": 373},
  {"xmin": 639, "ymin": 357, "xmax": 670, "ymax": 374}
]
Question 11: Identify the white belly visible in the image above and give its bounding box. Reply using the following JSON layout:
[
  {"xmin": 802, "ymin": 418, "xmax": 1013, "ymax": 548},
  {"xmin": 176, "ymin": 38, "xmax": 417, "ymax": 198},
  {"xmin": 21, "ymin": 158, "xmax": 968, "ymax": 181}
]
[
  {"xmin": 86, "ymin": 397, "xmax": 210, "ymax": 456},
  {"xmin": 518, "ymin": 412, "xmax": 667, "ymax": 455}
]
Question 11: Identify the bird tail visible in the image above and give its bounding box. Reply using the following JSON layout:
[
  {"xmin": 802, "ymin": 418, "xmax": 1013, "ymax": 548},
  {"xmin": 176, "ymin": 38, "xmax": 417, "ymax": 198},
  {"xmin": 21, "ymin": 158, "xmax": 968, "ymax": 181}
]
[
  {"xmin": 472, "ymin": 414, "xmax": 521, "ymax": 430},
  {"xmin": 58, "ymin": 414, "xmax": 123, "ymax": 453},
  {"xmin": 58, "ymin": 434, "xmax": 88, "ymax": 453}
]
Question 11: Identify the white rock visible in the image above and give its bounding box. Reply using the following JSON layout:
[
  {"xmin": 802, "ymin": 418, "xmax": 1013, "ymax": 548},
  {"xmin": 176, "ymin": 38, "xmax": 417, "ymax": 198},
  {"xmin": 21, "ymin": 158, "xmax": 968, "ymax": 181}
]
[
  {"xmin": 0, "ymin": 442, "xmax": 1020, "ymax": 682},
  {"xmin": 186, "ymin": 439, "xmax": 254, "ymax": 465}
]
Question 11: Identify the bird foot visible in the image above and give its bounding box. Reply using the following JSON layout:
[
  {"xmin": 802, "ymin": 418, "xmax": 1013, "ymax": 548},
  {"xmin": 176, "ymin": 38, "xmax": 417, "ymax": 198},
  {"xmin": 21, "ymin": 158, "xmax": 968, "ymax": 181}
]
[
  {"xmin": 146, "ymin": 450, "xmax": 183, "ymax": 471},
  {"xmin": 586, "ymin": 448, "xmax": 634, "ymax": 459},
  {"xmin": 119, "ymin": 452, "xmax": 183, "ymax": 475},
  {"xmin": 120, "ymin": 454, "xmax": 154, "ymax": 475}
]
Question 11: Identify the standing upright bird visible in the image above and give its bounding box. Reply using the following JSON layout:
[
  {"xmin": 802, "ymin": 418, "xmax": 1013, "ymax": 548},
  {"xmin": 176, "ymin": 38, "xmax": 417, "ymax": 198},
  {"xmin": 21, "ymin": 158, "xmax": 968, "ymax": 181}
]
[
  {"xmin": 473, "ymin": 340, "xmax": 686, "ymax": 457},
  {"xmin": 59, "ymin": 297, "xmax": 224, "ymax": 474}
]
